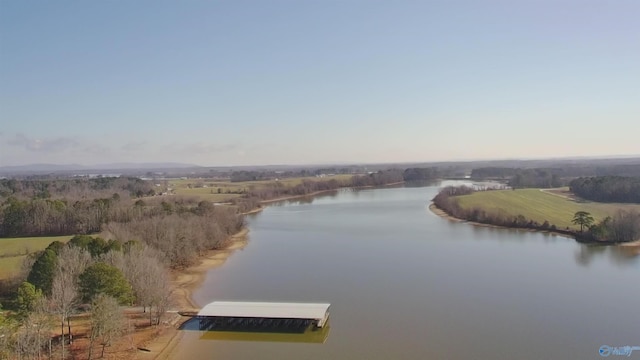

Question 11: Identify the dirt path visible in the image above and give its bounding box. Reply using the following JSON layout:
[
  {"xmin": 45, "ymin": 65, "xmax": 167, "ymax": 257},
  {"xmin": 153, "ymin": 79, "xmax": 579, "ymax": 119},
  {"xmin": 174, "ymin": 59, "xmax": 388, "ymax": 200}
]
[{"xmin": 539, "ymin": 187, "xmax": 578, "ymax": 201}]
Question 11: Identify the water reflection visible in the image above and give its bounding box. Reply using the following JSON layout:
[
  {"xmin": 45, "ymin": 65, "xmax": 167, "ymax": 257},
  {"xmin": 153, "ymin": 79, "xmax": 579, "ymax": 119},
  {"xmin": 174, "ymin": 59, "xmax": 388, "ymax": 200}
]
[
  {"xmin": 574, "ymin": 244, "xmax": 640, "ymax": 267},
  {"xmin": 404, "ymin": 180, "xmax": 440, "ymax": 188},
  {"xmin": 465, "ymin": 221, "xmax": 567, "ymax": 243},
  {"xmin": 448, "ymin": 218, "xmax": 640, "ymax": 267},
  {"xmin": 178, "ymin": 317, "xmax": 331, "ymax": 344},
  {"xmin": 199, "ymin": 324, "xmax": 330, "ymax": 344},
  {"xmin": 269, "ymin": 191, "xmax": 340, "ymax": 207}
]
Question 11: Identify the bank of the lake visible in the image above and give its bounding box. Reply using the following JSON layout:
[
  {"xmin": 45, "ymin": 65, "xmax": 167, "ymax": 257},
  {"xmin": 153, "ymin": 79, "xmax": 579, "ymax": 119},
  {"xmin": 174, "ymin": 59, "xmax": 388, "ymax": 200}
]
[
  {"xmin": 259, "ymin": 189, "xmax": 341, "ymax": 205},
  {"xmin": 136, "ymin": 185, "xmax": 393, "ymax": 358},
  {"xmin": 259, "ymin": 181, "xmax": 406, "ymax": 205},
  {"xmin": 135, "ymin": 228, "xmax": 249, "ymax": 360},
  {"xmin": 433, "ymin": 187, "xmax": 640, "ymax": 244},
  {"xmin": 428, "ymin": 202, "xmax": 577, "ymax": 239}
]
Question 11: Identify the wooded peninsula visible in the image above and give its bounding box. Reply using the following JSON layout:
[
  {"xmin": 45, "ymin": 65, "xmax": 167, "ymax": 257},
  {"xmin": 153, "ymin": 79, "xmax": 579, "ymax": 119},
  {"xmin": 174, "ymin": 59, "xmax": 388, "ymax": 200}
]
[{"xmin": 432, "ymin": 174, "xmax": 640, "ymax": 244}]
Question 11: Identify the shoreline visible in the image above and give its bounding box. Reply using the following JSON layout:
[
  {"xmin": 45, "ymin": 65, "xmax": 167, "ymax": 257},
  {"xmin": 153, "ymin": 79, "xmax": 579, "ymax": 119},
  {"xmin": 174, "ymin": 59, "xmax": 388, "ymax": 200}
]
[
  {"xmin": 620, "ymin": 239, "xmax": 640, "ymax": 247},
  {"xmin": 429, "ymin": 203, "xmax": 640, "ymax": 245},
  {"xmin": 259, "ymin": 189, "xmax": 342, "ymax": 204},
  {"xmin": 259, "ymin": 181, "xmax": 407, "ymax": 205},
  {"xmin": 242, "ymin": 207, "xmax": 264, "ymax": 215},
  {"xmin": 139, "ymin": 182, "xmax": 404, "ymax": 358},
  {"xmin": 136, "ymin": 228, "xmax": 250, "ymax": 359},
  {"xmin": 428, "ymin": 203, "xmax": 576, "ymax": 239}
]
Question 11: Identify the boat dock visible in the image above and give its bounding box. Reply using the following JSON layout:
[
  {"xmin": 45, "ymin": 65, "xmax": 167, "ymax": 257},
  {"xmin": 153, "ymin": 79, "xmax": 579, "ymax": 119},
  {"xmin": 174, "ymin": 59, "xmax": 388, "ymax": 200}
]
[{"xmin": 190, "ymin": 301, "xmax": 331, "ymax": 333}]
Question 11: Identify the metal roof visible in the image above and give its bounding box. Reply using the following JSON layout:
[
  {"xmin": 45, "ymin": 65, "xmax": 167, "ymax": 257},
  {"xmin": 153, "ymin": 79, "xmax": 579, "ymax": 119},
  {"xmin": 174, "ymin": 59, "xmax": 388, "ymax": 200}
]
[{"xmin": 198, "ymin": 301, "xmax": 331, "ymax": 322}]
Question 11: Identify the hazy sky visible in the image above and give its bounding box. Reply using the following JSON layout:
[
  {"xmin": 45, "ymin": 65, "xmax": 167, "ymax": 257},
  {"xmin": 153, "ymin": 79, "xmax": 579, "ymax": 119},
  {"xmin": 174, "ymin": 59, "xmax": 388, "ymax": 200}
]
[{"xmin": 1, "ymin": 0, "xmax": 638, "ymax": 166}]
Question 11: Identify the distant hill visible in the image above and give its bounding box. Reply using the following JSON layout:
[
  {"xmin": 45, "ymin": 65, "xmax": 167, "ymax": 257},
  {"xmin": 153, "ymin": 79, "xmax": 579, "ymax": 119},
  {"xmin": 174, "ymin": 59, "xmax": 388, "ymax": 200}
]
[
  {"xmin": 0, "ymin": 164, "xmax": 87, "ymax": 173},
  {"xmin": 91, "ymin": 162, "xmax": 200, "ymax": 170},
  {"xmin": 0, "ymin": 162, "xmax": 201, "ymax": 176}
]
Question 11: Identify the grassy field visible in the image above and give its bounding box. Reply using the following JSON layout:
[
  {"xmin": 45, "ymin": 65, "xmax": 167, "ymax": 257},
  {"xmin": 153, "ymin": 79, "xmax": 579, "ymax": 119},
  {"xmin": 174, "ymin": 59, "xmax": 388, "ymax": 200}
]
[
  {"xmin": 169, "ymin": 188, "xmax": 243, "ymax": 202},
  {"xmin": 455, "ymin": 188, "xmax": 640, "ymax": 230},
  {"xmin": 0, "ymin": 255, "xmax": 27, "ymax": 280},
  {"xmin": 0, "ymin": 235, "xmax": 73, "ymax": 257},
  {"xmin": 0, "ymin": 235, "xmax": 73, "ymax": 280},
  {"xmin": 169, "ymin": 175, "xmax": 355, "ymax": 202}
]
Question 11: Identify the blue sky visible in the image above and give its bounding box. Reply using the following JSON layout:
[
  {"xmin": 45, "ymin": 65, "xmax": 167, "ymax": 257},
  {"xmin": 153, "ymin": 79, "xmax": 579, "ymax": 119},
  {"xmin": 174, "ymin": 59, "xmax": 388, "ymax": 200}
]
[{"xmin": 1, "ymin": 0, "xmax": 638, "ymax": 166}]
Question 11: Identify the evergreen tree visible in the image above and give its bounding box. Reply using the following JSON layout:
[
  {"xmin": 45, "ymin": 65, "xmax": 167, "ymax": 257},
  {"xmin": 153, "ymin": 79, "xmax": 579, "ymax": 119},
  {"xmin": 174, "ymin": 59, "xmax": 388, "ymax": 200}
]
[
  {"xmin": 78, "ymin": 262, "xmax": 134, "ymax": 305},
  {"xmin": 27, "ymin": 249, "xmax": 57, "ymax": 294}
]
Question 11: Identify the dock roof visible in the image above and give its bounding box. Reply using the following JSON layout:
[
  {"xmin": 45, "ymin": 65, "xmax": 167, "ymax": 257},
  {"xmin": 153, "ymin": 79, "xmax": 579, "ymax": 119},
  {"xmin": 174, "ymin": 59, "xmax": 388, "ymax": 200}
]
[{"xmin": 198, "ymin": 301, "xmax": 330, "ymax": 322}]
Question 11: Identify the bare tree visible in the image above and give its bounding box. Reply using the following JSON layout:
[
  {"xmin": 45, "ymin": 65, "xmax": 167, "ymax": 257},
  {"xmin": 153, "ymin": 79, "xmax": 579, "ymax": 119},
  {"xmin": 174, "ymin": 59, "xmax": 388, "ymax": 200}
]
[
  {"xmin": 143, "ymin": 258, "xmax": 172, "ymax": 326},
  {"xmin": 50, "ymin": 273, "xmax": 76, "ymax": 359},
  {"xmin": 88, "ymin": 294, "xmax": 126, "ymax": 360},
  {"xmin": 51, "ymin": 245, "xmax": 92, "ymax": 354},
  {"xmin": 57, "ymin": 246, "xmax": 92, "ymax": 280},
  {"xmin": 610, "ymin": 210, "xmax": 640, "ymax": 242},
  {"xmin": 97, "ymin": 250, "xmax": 125, "ymax": 271},
  {"xmin": 14, "ymin": 298, "xmax": 53, "ymax": 360},
  {"xmin": 0, "ymin": 306, "xmax": 17, "ymax": 359},
  {"xmin": 120, "ymin": 245, "xmax": 171, "ymax": 325}
]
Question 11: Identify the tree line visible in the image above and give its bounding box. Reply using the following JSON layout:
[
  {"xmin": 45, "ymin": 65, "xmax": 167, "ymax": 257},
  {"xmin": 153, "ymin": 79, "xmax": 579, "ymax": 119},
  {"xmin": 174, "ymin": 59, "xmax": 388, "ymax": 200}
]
[
  {"xmin": 1, "ymin": 196, "xmax": 117, "ymax": 237},
  {"xmin": 402, "ymin": 167, "xmax": 439, "ymax": 182},
  {"xmin": 0, "ymin": 177, "xmax": 158, "ymax": 237},
  {"xmin": 1, "ymin": 179, "xmax": 244, "ymax": 270},
  {"xmin": 0, "ymin": 177, "xmax": 155, "ymax": 200},
  {"xmin": 470, "ymin": 167, "xmax": 518, "ymax": 179},
  {"xmin": 569, "ymin": 176, "xmax": 640, "ymax": 203},
  {"xmin": 471, "ymin": 167, "xmax": 563, "ymax": 188},
  {"xmin": 573, "ymin": 210, "xmax": 640, "ymax": 243},
  {"xmin": 230, "ymin": 169, "xmax": 406, "ymax": 213},
  {"xmin": 229, "ymin": 167, "xmax": 356, "ymax": 182},
  {"xmin": 471, "ymin": 162, "xmax": 640, "ymax": 181},
  {"xmin": 105, "ymin": 203, "xmax": 243, "ymax": 268}
]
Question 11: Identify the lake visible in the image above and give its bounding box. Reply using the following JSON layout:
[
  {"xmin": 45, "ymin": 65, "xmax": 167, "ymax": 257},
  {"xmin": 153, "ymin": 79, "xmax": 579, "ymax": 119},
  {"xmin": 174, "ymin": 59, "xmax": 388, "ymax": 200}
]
[{"xmin": 171, "ymin": 183, "xmax": 640, "ymax": 359}]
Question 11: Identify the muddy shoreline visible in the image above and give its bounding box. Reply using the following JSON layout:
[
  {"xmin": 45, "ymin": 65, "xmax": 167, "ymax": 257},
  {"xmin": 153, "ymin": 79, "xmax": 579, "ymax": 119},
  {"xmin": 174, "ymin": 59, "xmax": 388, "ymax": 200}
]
[{"xmin": 135, "ymin": 228, "xmax": 249, "ymax": 359}]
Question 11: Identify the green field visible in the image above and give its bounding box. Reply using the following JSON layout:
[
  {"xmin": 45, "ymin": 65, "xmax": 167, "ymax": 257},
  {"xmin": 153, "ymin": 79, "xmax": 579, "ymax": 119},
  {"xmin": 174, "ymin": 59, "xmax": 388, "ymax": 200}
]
[
  {"xmin": 0, "ymin": 255, "xmax": 27, "ymax": 280},
  {"xmin": 0, "ymin": 235, "xmax": 73, "ymax": 280},
  {"xmin": 455, "ymin": 189, "xmax": 640, "ymax": 230},
  {"xmin": 0, "ymin": 235, "xmax": 73, "ymax": 257}
]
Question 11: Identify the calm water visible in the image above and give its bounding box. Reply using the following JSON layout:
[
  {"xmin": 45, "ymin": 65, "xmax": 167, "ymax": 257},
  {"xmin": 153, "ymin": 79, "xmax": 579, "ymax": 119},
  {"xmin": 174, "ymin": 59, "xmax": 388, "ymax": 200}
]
[{"xmin": 172, "ymin": 184, "xmax": 640, "ymax": 360}]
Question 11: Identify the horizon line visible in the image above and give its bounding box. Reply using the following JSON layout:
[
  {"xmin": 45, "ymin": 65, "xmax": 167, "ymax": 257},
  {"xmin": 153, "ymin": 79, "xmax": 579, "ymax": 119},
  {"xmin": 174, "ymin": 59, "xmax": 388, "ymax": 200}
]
[{"xmin": 2, "ymin": 153, "xmax": 640, "ymax": 170}]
